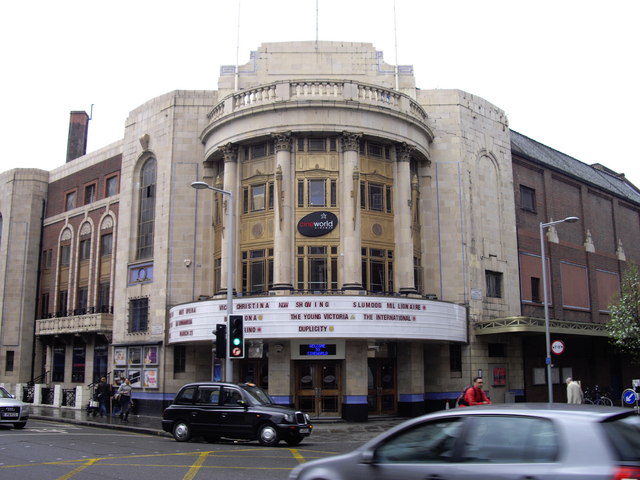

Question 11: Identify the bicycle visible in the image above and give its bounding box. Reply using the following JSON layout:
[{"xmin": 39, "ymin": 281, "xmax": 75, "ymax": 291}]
[{"xmin": 583, "ymin": 385, "xmax": 614, "ymax": 406}]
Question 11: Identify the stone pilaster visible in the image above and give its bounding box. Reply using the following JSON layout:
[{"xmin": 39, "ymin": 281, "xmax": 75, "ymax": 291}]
[
  {"xmin": 340, "ymin": 132, "xmax": 363, "ymax": 290},
  {"xmin": 397, "ymin": 342, "xmax": 425, "ymax": 416},
  {"xmin": 342, "ymin": 341, "xmax": 368, "ymax": 421},
  {"xmin": 395, "ymin": 143, "xmax": 417, "ymax": 294},
  {"xmin": 272, "ymin": 132, "xmax": 294, "ymax": 291},
  {"xmin": 220, "ymin": 143, "xmax": 238, "ymax": 294}
]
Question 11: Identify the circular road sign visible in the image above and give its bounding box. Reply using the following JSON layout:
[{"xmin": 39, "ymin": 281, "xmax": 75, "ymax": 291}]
[
  {"xmin": 551, "ymin": 340, "xmax": 565, "ymax": 355},
  {"xmin": 622, "ymin": 389, "xmax": 638, "ymax": 405}
]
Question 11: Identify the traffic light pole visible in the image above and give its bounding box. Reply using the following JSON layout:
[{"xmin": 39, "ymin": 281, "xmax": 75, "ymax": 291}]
[{"xmin": 224, "ymin": 189, "xmax": 234, "ymax": 383}]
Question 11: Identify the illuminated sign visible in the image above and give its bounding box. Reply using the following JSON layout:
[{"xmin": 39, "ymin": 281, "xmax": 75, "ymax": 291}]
[
  {"xmin": 299, "ymin": 343, "xmax": 337, "ymax": 356},
  {"xmin": 297, "ymin": 212, "xmax": 338, "ymax": 237}
]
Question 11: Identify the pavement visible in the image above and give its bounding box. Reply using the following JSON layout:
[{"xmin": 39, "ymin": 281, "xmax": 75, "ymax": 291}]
[{"xmin": 29, "ymin": 405, "xmax": 406, "ymax": 439}]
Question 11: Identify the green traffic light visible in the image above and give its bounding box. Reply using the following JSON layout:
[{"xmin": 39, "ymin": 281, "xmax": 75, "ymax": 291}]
[{"xmin": 233, "ymin": 338, "xmax": 241, "ymax": 346}]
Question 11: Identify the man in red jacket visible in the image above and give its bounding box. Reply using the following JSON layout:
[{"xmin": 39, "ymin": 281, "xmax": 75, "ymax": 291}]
[{"xmin": 461, "ymin": 377, "xmax": 491, "ymax": 406}]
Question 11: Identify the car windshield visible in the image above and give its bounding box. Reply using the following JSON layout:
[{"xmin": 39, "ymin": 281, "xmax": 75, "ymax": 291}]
[
  {"xmin": 0, "ymin": 387, "xmax": 12, "ymax": 399},
  {"xmin": 602, "ymin": 413, "xmax": 640, "ymax": 462},
  {"xmin": 241, "ymin": 385, "xmax": 273, "ymax": 406}
]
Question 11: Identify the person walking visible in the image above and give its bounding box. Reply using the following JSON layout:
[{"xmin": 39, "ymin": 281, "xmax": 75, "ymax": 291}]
[
  {"xmin": 566, "ymin": 377, "xmax": 584, "ymax": 404},
  {"xmin": 459, "ymin": 377, "xmax": 492, "ymax": 406},
  {"xmin": 116, "ymin": 378, "xmax": 133, "ymax": 422},
  {"xmin": 95, "ymin": 376, "xmax": 111, "ymax": 417}
]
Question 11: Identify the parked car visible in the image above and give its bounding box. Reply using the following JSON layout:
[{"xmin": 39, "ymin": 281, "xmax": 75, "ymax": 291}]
[
  {"xmin": 0, "ymin": 386, "xmax": 29, "ymax": 429},
  {"xmin": 289, "ymin": 403, "xmax": 640, "ymax": 480},
  {"xmin": 162, "ymin": 382, "xmax": 312, "ymax": 446}
]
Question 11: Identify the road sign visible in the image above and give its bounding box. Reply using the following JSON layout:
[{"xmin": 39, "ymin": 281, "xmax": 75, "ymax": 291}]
[
  {"xmin": 622, "ymin": 389, "xmax": 638, "ymax": 405},
  {"xmin": 551, "ymin": 340, "xmax": 565, "ymax": 355}
]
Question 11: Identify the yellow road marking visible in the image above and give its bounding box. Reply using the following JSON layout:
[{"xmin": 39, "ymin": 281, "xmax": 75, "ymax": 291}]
[
  {"xmin": 55, "ymin": 458, "xmax": 99, "ymax": 480},
  {"xmin": 289, "ymin": 448, "xmax": 306, "ymax": 464},
  {"xmin": 182, "ymin": 451, "xmax": 209, "ymax": 480}
]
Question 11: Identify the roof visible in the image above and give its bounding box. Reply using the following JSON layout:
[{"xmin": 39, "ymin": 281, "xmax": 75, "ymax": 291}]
[{"xmin": 510, "ymin": 130, "xmax": 640, "ymax": 206}]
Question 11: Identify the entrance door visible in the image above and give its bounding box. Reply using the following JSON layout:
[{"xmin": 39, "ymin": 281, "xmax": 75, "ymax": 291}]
[
  {"xmin": 368, "ymin": 358, "xmax": 396, "ymax": 415},
  {"xmin": 295, "ymin": 361, "xmax": 341, "ymax": 417}
]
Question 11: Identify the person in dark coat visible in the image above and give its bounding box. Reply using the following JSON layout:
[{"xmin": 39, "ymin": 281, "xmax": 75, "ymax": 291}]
[{"xmin": 95, "ymin": 377, "xmax": 112, "ymax": 417}]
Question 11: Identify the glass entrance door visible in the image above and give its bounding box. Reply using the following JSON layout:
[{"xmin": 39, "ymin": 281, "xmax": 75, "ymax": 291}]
[
  {"xmin": 368, "ymin": 358, "xmax": 396, "ymax": 415},
  {"xmin": 295, "ymin": 361, "xmax": 341, "ymax": 417}
]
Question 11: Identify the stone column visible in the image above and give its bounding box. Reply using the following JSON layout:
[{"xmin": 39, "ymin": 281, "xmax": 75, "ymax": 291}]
[
  {"xmin": 272, "ymin": 132, "xmax": 294, "ymax": 291},
  {"xmin": 397, "ymin": 342, "xmax": 425, "ymax": 416},
  {"xmin": 395, "ymin": 143, "xmax": 417, "ymax": 294},
  {"xmin": 267, "ymin": 341, "xmax": 293, "ymax": 407},
  {"xmin": 343, "ymin": 340, "xmax": 368, "ymax": 421},
  {"xmin": 340, "ymin": 132, "xmax": 363, "ymax": 290},
  {"xmin": 220, "ymin": 143, "xmax": 238, "ymax": 294}
]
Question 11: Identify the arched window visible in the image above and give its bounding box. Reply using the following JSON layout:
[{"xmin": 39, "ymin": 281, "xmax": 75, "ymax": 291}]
[{"xmin": 136, "ymin": 158, "xmax": 157, "ymax": 259}]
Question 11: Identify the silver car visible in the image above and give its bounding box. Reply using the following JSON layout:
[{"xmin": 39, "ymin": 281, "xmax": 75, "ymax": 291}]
[
  {"xmin": 0, "ymin": 386, "xmax": 29, "ymax": 429},
  {"xmin": 289, "ymin": 404, "xmax": 640, "ymax": 480}
]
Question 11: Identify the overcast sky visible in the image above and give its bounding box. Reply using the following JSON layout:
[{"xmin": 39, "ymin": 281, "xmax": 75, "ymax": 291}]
[{"xmin": 2, "ymin": 0, "xmax": 638, "ymax": 186}]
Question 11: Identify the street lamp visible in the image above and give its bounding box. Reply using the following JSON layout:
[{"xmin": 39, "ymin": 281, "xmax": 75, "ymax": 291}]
[
  {"xmin": 540, "ymin": 216, "xmax": 579, "ymax": 403},
  {"xmin": 191, "ymin": 181, "xmax": 234, "ymax": 382}
]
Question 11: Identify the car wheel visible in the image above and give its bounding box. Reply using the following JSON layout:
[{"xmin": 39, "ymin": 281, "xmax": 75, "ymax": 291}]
[
  {"xmin": 13, "ymin": 422, "xmax": 27, "ymax": 429},
  {"xmin": 285, "ymin": 434, "xmax": 303, "ymax": 446},
  {"xmin": 204, "ymin": 435, "xmax": 220, "ymax": 443},
  {"xmin": 258, "ymin": 423, "xmax": 280, "ymax": 446},
  {"xmin": 172, "ymin": 421, "xmax": 192, "ymax": 442}
]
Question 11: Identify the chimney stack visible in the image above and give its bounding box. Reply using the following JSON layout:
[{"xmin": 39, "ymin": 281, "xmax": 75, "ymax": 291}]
[{"xmin": 66, "ymin": 111, "xmax": 90, "ymax": 163}]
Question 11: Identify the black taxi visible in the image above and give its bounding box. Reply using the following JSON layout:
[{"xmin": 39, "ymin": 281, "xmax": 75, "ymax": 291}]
[{"xmin": 162, "ymin": 382, "xmax": 312, "ymax": 446}]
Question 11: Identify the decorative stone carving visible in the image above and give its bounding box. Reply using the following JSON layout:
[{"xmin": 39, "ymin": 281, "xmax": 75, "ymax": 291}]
[
  {"xmin": 341, "ymin": 131, "xmax": 361, "ymax": 152},
  {"xmin": 221, "ymin": 143, "xmax": 238, "ymax": 163},
  {"xmin": 61, "ymin": 228, "xmax": 72, "ymax": 241},
  {"xmin": 139, "ymin": 134, "xmax": 150, "ymax": 151},
  {"xmin": 616, "ymin": 239, "xmax": 626, "ymax": 261},
  {"xmin": 101, "ymin": 215, "xmax": 113, "ymax": 230},
  {"xmin": 396, "ymin": 142, "xmax": 415, "ymax": 162},
  {"xmin": 584, "ymin": 229, "xmax": 595, "ymax": 253},
  {"xmin": 272, "ymin": 132, "xmax": 292, "ymax": 152},
  {"xmin": 80, "ymin": 222, "xmax": 92, "ymax": 236}
]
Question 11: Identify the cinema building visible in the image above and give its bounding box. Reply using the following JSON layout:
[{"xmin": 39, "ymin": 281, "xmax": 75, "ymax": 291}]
[{"xmin": 2, "ymin": 41, "xmax": 523, "ymax": 419}]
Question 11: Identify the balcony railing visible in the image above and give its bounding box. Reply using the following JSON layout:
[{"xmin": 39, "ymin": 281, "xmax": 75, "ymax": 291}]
[
  {"xmin": 207, "ymin": 79, "xmax": 428, "ymax": 125},
  {"xmin": 35, "ymin": 310, "xmax": 114, "ymax": 336}
]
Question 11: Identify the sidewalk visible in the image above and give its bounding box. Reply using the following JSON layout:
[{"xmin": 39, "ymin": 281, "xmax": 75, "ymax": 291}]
[{"xmin": 30, "ymin": 405, "xmax": 405, "ymax": 438}]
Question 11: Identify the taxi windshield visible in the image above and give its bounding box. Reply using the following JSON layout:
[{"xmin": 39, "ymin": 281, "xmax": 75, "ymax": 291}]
[{"xmin": 242, "ymin": 385, "xmax": 273, "ymax": 405}]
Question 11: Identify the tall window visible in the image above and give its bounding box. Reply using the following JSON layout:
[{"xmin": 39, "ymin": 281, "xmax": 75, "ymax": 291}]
[
  {"xmin": 60, "ymin": 244, "xmax": 71, "ymax": 266},
  {"xmin": 242, "ymin": 249, "xmax": 273, "ymax": 294},
  {"xmin": 71, "ymin": 343, "xmax": 86, "ymax": 383},
  {"xmin": 5, "ymin": 350, "xmax": 14, "ymax": 373},
  {"xmin": 136, "ymin": 159, "xmax": 157, "ymax": 259},
  {"xmin": 486, "ymin": 270, "xmax": 503, "ymax": 298},
  {"xmin": 101, "ymin": 233, "xmax": 113, "ymax": 256},
  {"xmin": 52, "ymin": 344, "xmax": 65, "ymax": 382},
  {"xmin": 40, "ymin": 292, "xmax": 50, "ymax": 318},
  {"xmin": 84, "ymin": 184, "xmax": 96, "ymax": 205},
  {"xmin": 297, "ymin": 246, "xmax": 338, "ymax": 291},
  {"xmin": 360, "ymin": 181, "xmax": 392, "ymax": 212},
  {"xmin": 308, "ymin": 179, "xmax": 326, "ymax": 206},
  {"xmin": 520, "ymin": 185, "xmax": 536, "ymax": 212},
  {"xmin": 77, "ymin": 287, "xmax": 88, "ymax": 313},
  {"xmin": 129, "ymin": 297, "xmax": 149, "ymax": 332},
  {"xmin": 362, "ymin": 248, "xmax": 393, "ymax": 293},
  {"xmin": 79, "ymin": 238, "xmax": 91, "ymax": 261},
  {"xmin": 58, "ymin": 290, "xmax": 68, "ymax": 316},
  {"xmin": 174, "ymin": 345, "xmax": 186, "ymax": 374},
  {"xmin": 99, "ymin": 283, "xmax": 110, "ymax": 312},
  {"xmin": 413, "ymin": 256, "xmax": 423, "ymax": 294},
  {"xmin": 449, "ymin": 343, "xmax": 462, "ymax": 375},
  {"xmin": 65, "ymin": 191, "xmax": 76, "ymax": 211},
  {"xmin": 106, "ymin": 175, "xmax": 119, "ymax": 197}
]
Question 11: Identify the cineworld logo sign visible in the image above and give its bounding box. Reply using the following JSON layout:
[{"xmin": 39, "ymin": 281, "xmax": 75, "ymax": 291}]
[{"xmin": 297, "ymin": 211, "xmax": 338, "ymax": 237}]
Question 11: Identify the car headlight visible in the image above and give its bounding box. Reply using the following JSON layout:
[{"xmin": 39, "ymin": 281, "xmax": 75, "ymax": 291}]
[
  {"xmin": 304, "ymin": 413, "xmax": 311, "ymax": 423},
  {"xmin": 284, "ymin": 413, "xmax": 294, "ymax": 423}
]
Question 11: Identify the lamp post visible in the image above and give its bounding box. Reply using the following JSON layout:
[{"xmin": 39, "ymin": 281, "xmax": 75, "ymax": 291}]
[
  {"xmin": 540, "ymin": 216, "xmax": 579, "ymax": 403},
  {"xmin": 191, "ymin": 181, "xmax": 234, "ymax": 382}
]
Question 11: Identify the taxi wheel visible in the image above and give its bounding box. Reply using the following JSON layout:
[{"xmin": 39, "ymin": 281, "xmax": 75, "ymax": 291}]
[
  {"xmin": 13, "ymin": 422, "xmax": 27, "ymax": 429},
  {"xmin": 285, "ymin": 434, "xmax": 303, "ymax": 446},
  {"xmin": 258, "ymin": 423, "xmax": 280, "ymax": 446},
  {"xmin": 172, "ymin": 421, "xmax": 192, "ymax": 442}
]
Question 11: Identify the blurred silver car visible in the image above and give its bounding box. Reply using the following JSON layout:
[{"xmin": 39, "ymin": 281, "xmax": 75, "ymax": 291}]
[
  {"xmin": 289, "ymin": 404, "xmax": 640, "ymax": 480},
  {"xmin": 0, "ymin": 386, "xmax": 29, "ymax": 429}
]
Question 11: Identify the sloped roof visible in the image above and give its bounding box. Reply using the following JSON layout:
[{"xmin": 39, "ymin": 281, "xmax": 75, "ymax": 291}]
[{"xmin": 510, "ymin": 130, "xmax": 640, "ymax": 206}]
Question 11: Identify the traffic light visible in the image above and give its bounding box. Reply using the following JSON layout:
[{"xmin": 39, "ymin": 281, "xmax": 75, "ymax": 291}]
[
  {"xmin": 214, "ymin": 324, "xmax": 226, "ymax": 358},
  {"xmin": 228, "ymin": 315, "xmax": 245, "ymax": 358}
]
